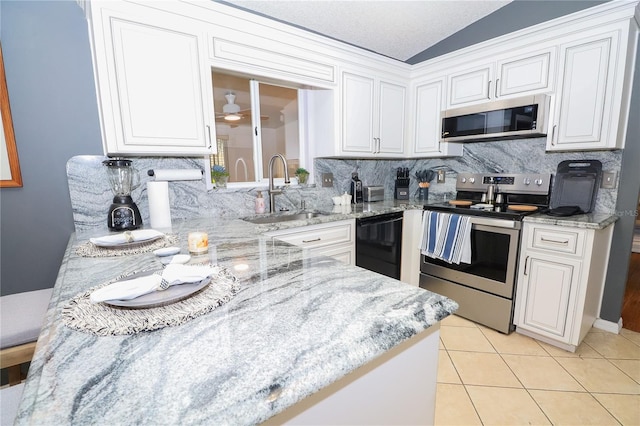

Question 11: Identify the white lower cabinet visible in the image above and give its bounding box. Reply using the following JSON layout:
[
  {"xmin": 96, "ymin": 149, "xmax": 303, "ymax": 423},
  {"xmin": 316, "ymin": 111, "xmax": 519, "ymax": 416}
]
[
  {"xmin": 265, "ymin": 220, "xmax": 355, "ymax": 265},
  {"xmin": 514, "ymin": 222, "xmax": 614, "ymax": 352}
]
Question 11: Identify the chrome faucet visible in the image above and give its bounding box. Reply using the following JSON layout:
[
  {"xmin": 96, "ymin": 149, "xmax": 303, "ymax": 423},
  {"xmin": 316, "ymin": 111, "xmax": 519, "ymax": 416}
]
[{"xmin": 268, "ymin": 153, "xmax": 290, "ymax": 213}]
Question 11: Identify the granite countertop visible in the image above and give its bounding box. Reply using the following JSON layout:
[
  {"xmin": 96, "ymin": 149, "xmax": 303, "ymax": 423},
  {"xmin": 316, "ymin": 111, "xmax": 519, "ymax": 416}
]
[
  {"xmin": 16, "ymin": 206, "xmax": 457, "ymax": 425},
  {"xmin": 523, "ymin": 212, "xmax": 618, "ymax": 230}
]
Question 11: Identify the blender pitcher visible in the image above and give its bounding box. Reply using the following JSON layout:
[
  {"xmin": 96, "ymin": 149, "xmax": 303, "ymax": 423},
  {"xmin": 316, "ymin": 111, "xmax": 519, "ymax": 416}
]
[{"xmin": 103, "ymin": 159, "xmax": 142, "ymax": 231}]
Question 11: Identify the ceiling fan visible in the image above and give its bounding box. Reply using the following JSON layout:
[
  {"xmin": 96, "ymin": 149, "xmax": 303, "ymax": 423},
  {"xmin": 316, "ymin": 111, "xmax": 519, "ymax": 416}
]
[{"xmin": 214, "ymin": 92, "xmax": 267, "ymax": 124}]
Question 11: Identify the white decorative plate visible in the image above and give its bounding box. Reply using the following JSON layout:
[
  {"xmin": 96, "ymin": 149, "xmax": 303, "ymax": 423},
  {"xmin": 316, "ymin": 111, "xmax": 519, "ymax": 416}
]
[{"xmin": 103, "ymin": 271, "xmax": 211, "ymax": 309}]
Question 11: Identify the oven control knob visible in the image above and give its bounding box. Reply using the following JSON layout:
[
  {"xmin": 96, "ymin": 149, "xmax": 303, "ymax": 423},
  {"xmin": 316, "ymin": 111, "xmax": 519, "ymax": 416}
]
[
  {"xmin": 460, "ymin": 177, "xmax": 467, "ymax": 183},
  {"xmin": 469, "ymin": 178, "xmax": 476, "ymax": 184},
  {"xmin": 535, "ymin": 178, "xmax": 544, "ymax": 186},
  {"xmin": 523, "ymin": 178, "xmax": 531, "ymax": 185}
]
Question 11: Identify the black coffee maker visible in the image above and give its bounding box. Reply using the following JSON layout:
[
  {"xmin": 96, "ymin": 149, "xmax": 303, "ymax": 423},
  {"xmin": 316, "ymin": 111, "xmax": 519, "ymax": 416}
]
[
  {"xmin": 350, "ymin": 172, "xmax": 363, "ymax": 203},
  {"xmin": 103, "ymin": 159, "xmax": 142, "ymax": 231}
]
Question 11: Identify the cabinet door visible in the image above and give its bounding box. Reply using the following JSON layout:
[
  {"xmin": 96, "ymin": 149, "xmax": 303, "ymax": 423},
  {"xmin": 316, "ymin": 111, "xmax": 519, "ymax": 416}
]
[
  {"xmin": 447, "ymin": 65, "xmax": 492, "ymax": 107},
  {"xmin": 377, "ymin": 81, "xmax": 406, "ymax": 155},
  {"xmin": 519, "ymin": 254, "xmax": 581, "ymax": 342},
  {"xmin": 547, "ymin": 33, "xmax": 618, "ymax": 150},
  {"xmin": 411, "ymin": 78, "xmax": 463, "ymax": 157},
  {"xmin": 497, "ymin": 50, "xmax": 554, "ymax": 97},
  {"xmin": 341, "ymin": 72, "xmax": 375, "ymax": 153},
  {"xmin": 94, "ymin": 5, "xmax": 214, "ymax": 155}
]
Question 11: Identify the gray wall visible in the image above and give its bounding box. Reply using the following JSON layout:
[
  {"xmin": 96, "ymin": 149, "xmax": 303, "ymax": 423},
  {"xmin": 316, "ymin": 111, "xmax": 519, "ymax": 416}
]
[
  {"xmin": 601, "ymin": 41, "xmax": 640, "ymax": 323},
  {"xmin": 407, "ymin": 0, "xmax": 608, "ymax": 64},
  {"xmin": 0, "ymin": 1, "xmax": 102, "ymax": 296}
]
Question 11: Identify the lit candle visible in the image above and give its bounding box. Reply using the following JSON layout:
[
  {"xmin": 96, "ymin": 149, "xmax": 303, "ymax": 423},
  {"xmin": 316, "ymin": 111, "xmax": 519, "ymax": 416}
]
[{"xmin": 188, "ymin": 232, "xmax": 208, "ymax": 254}]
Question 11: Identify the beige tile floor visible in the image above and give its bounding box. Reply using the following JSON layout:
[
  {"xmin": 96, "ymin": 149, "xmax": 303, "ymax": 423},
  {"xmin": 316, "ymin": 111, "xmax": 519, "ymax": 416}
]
[{"xmin": 435, "ymin": 315, "xmax": 640, "ymax": 425}]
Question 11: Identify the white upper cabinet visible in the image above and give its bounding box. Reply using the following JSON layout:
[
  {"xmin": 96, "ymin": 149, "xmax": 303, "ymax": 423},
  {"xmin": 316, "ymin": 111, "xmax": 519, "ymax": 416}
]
[
  {"xmin": 410, "ymin": 77, "xmax": 462, "ymax": 157},
  {"xmin": 446, "ymin": 49, "xmax": 555, "ymax": 108},
  {"xmin": 546, "ymin": 24, "xmax": 632, "ymax": 151},
  {"xmin": 496, "ymin": 50, "xmax": 555, "ymax": 97},
  {"xmin": 88, "ymin": 2, "xmax": 215, "ymax": 155},
  {"xmin": 447, "ymin": 64, "xmax": 493, "ymax": 107},
  {"xmin": 340, "ymin": 70, "xmax": 406, "ymax": 157}
]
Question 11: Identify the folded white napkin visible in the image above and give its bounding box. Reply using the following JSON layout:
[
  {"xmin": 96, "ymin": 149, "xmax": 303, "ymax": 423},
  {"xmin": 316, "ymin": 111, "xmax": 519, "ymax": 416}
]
[
  {"xmin": 90, "ymin": 229, "xmax": 164, "ymax": 246},
  {"xmin": 90, "ymin": 264, "xmax": 217, "ymax": 303}
]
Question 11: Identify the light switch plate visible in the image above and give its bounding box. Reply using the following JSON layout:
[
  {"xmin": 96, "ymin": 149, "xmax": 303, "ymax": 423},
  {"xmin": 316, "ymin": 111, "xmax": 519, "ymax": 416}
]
[
  {"xmin": 601, "ymin": 171, "xmax": 617, "ymax": 189},
  {"xmin": 437, "ymin": 170, "xmax": 446, "ymax": 184},
  {"xmin": 322, "ymin": 172, "xmax": 334, "ymax": 187}
]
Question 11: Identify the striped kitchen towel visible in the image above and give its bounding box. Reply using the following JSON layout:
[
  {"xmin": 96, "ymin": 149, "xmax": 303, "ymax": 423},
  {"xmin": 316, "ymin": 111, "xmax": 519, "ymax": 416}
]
[{"xmin": 420, "ymin": 211, "xmax": 471, "ymax": 264}]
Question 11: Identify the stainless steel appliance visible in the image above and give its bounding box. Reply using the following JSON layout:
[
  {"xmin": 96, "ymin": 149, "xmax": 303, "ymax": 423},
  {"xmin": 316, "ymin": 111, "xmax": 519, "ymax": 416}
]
[
  {"xmin": 356, "ymin": 212, "xmax": 403, "ymax": 279},
  {"xmin": 363, "ymin": 186, "xmax": 384, "ymax": 202},
  {"xmin": 441, "ymin": 94, "xmax": 550, "ymax": 143},
  {"xmin": 548, "ymin": 160, "xmax": 602, "ymax": 216},
  {"xmin": 103, "ymin": 159, "xmax": 142, "ymax": 231},
  {"xmin": 419, "ymin": 172, "xmax": 551, "ymax": 333}
]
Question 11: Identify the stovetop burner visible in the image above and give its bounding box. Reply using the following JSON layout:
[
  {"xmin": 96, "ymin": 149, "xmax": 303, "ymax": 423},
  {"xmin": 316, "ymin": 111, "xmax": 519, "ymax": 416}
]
[
  {"xmin": 425, "ymin": 201, "xmax": 541, "ymax": 221},
  {"xmin": 424, "ymin": 172, "xmax": 552, "ymax": 221}
]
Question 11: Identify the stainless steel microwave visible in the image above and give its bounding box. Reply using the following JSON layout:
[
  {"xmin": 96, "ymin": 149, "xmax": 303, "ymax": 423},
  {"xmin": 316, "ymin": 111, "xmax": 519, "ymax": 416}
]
[{"xmin": 441, "ymin": 94, "xmax": 550, "ymax": 143}]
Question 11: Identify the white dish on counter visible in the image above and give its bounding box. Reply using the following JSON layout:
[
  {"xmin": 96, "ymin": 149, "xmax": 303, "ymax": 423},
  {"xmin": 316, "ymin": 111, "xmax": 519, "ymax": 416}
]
[
  {"xmin": 90, "ymin": 230, "xmax": 164, "ymax": 248},
  {"xmin": 153, "ymin": 246, "xmax": 181, "ymax": 257},
  {"xmin": 159, "ymin": 254, "xmax": 191, "ymax": 265},
  {"xmin": 103, "ymin": 270, "xmax": 211, "ymax": 309}
]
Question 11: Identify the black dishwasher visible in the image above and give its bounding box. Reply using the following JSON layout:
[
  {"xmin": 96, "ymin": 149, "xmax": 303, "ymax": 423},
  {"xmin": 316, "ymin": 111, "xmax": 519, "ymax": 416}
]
[{"xmin": 356, "ymin": 212, "xmax": 403, "ymax": 279}]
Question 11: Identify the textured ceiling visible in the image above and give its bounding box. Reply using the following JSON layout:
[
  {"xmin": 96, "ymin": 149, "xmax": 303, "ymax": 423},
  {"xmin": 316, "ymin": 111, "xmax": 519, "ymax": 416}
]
[{"xmin": 223, "ymin": 0, "xmax": 512, "ymax": 61}]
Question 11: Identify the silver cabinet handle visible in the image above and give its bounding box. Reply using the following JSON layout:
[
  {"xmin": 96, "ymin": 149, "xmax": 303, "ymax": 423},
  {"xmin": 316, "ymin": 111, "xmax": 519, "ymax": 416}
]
[
  {"xmin": 524, "ymin": 256, "xmax": 530, "ymax": 275},
  {"xmin": 541, "ymin": 237, "xmax": 569, "ymax": 245},
  {"xmin": 372, "ymin": 137, "xmax": 380, "ymax": 154},
  {"xmin": 495, "ymin": 78, "xmax": 499, "ymax": 98},
  {"xmin": 487, "ymin": 80, "xmax": 492, "ymax": 99},
  {"xmin": 302, "ymin": 237, "xmax": 321, "ymax": 243},
  {"xmin": 206, "ymin": 125, "xmax": 212, "ymax": 149},
  {"xmin": 551, "ymin": 124, "xmax": 557, "ymax": 146}
]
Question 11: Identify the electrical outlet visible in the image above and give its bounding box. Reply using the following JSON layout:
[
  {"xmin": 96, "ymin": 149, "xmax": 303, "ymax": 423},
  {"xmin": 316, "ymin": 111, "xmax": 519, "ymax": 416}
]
[
  {"xmin": 437, "ymin": 170, "xmax": 446, "ymax": 183},
  {"xmin": 601, "ymin": 171, "xmax": 617, "ymax": 189},
  {"xmin": 322, "ymin": 172, "xmax": 334, "ymax": 187}
]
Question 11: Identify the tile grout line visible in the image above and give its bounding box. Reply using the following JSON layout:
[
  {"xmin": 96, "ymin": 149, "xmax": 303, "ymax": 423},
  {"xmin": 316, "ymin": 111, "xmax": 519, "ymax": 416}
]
[
  {"xmin": 442, "ymin": 345, "xmax": 485, "ymax": 425},
  {"xmin": 438, "ymin": 319, "xmax": 640, "ymax": 425}
]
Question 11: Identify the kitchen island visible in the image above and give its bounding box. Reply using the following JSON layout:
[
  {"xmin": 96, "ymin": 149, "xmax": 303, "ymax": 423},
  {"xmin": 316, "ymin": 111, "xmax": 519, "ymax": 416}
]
[{"xmin": 15, "ymin": 214, "xmax": 457, "ymax": 425}]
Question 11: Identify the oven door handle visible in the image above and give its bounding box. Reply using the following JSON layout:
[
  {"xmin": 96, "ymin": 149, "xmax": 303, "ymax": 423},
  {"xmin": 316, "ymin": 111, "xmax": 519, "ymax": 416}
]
[{"xmin": 469, "ymin": 217, "xmax": 519, "ymax": 229}]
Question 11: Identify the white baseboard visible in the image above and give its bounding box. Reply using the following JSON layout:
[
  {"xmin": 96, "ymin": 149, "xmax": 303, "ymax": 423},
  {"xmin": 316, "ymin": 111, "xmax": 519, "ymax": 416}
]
[{"xmin": 593, "ymin": 318, "xmax": 623, "ymax": 334}]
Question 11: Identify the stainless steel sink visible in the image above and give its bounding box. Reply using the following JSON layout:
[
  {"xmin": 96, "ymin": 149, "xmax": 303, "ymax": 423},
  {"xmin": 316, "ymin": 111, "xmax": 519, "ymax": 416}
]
[{"xmin": 243, "ymin": 211, "xmax": 329, "ymax": 224}]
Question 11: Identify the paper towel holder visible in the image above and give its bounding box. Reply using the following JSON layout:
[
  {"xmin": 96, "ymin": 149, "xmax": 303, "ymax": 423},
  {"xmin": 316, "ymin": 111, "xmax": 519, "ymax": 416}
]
[{"xmin": 147, "ymin": 169, "xmax": 204, "ymax": 177}]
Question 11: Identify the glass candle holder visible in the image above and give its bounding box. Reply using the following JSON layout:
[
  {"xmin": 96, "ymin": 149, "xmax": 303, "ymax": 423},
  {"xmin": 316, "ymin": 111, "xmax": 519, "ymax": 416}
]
[{"xmin": 188, "ymin": 232, "xmax": 208, "ymax": 254}]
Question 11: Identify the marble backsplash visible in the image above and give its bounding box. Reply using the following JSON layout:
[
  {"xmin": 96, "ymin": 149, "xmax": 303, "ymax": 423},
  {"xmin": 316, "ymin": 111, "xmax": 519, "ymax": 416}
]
[{"xmin": 67, "ymin": 138, "xmax": 621, "ymax": 232}]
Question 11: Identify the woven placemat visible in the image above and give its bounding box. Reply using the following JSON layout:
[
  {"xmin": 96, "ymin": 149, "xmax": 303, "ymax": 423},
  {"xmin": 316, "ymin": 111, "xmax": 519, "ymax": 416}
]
[
  {"xmin": 62, "ymin": 265, "xmax": 238, "ymax": 336},
  {"xmin": 75, "ymin": 234, "xmax": 179, "ymax": 257}
]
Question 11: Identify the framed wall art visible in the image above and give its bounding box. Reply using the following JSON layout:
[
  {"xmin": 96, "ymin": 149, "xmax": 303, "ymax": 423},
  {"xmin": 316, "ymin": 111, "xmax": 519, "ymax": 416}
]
[{"xmin": 0, "ymin": 42, "xmax": 22, "ymax": 188}]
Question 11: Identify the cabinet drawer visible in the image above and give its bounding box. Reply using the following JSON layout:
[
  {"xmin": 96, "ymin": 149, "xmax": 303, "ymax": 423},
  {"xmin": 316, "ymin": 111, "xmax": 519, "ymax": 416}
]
[
  {"xmin": 267, "ymin": 220, "xmax": 354, "ymax": 249},
  {"xmin": 309, "ymin": 243, "xmax": 355, "ymax": 265},
  {"xmin": 530, "ymin": 226, "xmax": 584, "ymax": 256}
]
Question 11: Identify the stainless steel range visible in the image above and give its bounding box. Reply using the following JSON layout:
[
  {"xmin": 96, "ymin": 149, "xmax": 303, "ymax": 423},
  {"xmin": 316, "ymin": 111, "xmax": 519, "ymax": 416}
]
[{"xmin": 419, "ymin": 172, "xmax": 551, "ymax": 334}]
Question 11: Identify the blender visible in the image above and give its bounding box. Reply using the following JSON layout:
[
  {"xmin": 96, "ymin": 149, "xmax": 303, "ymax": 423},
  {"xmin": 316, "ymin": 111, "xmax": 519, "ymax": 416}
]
[{"xmin": 103, "ymin": 159, "xmax": 142, "ymax": 231}]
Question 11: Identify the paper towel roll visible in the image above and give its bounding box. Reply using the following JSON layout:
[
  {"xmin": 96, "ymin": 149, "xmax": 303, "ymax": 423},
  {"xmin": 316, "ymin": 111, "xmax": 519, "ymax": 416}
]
[
  {"xmin": 147, "ymin": 181, "xmax": 172, "ymax": 229},
  {"xmin": 150, "ymin": 169, "xmax": 202, "ymax": 181}
]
